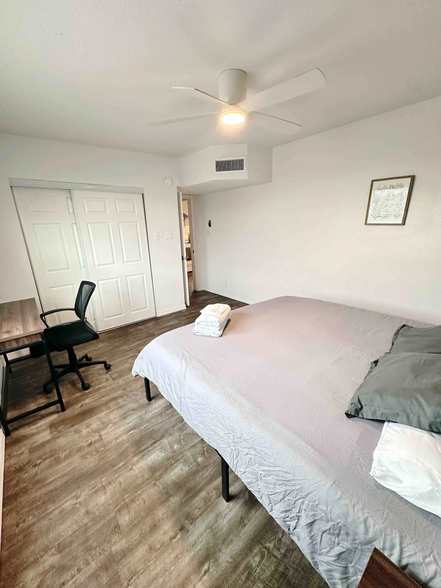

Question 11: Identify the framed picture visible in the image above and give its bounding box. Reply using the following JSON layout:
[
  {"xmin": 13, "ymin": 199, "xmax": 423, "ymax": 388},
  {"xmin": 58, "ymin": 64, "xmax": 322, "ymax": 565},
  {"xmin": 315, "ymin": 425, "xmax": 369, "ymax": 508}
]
[{"xmin": 365, "ymin": 175, "xmax": 415, "ymax": 225}]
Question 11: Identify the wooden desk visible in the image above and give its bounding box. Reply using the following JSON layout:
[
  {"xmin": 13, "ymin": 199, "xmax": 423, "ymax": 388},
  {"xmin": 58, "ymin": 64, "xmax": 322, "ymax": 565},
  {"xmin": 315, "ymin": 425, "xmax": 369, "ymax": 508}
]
[
  {"xmin": 358, "ymin": 548, "xmax": 422, "ymax": 588},
  {"xmin": 0, "ymin": 298, "xmax": 63, "ymax": 436},
  {"xmin": 0, "ymin": 298, "xmax": 42, "ymax": 352}
]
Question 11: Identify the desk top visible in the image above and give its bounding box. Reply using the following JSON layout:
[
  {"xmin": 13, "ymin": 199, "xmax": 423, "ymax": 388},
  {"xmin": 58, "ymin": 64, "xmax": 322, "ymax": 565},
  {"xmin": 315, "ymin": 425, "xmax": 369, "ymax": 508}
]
[
  {"xmin": 0, "ymin": 298, "xmax": 43, "ymax": 352},
  {"xmin": 358, "ymin": 548, "xmax": 421, "ymax": 588}
]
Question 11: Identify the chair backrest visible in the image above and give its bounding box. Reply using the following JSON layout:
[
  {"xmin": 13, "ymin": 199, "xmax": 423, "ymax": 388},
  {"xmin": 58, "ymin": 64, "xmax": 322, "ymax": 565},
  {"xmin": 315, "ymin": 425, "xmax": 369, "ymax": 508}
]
[{"xmin": 74, "ymin": 281, "xmax": 96, "ymax": 321}]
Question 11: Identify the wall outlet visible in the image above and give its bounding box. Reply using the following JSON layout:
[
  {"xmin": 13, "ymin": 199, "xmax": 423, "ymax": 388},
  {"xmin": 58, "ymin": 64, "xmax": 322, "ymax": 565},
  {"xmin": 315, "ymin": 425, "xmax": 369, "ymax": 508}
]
[
  {"xmin": 224, "ymin": 280, "xmax": 228, "ymax": 288},
  {"xmin": 165, "ymin": 231, "xmax": 173, "ymax": 239},
  {"xmin": 154, "ymin": 231, "xmax": 160, "ymax": 240}
]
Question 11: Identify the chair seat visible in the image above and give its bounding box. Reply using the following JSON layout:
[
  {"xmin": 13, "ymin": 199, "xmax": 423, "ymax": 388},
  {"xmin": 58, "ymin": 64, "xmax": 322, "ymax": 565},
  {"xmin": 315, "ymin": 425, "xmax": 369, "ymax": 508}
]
[{"xmin": 45, "ymin": 320, "xmax": 98, "ymax": 352}]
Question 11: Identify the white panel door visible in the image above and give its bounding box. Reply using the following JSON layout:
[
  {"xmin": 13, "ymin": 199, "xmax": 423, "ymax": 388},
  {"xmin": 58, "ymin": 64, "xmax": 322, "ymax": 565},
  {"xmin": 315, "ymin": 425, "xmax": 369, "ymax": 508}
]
[
  {"xmin": 13, "ymin": 187, "xmax": 90, "ymax": 326},
  {"xmin": 72, "ymin": 191, "xmax": 155, "ymax": 330}
]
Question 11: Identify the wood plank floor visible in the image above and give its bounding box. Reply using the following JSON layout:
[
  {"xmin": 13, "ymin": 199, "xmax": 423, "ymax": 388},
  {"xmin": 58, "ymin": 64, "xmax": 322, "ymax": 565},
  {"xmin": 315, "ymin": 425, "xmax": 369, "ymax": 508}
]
[{"xmin": 1, "ymin": 291, "xmax": 327, "ymax": 588}]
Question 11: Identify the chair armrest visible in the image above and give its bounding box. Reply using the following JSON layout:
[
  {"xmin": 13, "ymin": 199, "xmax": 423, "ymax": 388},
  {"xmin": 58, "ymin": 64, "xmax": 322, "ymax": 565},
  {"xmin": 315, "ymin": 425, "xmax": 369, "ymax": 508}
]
[{"xmin": 40, "ymin": 308, "xmax": 76, "ymax": 327}]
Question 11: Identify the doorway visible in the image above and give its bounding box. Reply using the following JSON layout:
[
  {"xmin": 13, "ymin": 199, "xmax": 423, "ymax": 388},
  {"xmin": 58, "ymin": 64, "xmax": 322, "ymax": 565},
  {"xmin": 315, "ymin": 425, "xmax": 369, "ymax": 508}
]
[
  {"xmin": 178, "ymin": 194, "xmax": 196, "ymax": 306},
  {"xmin": 13, "ymin": 186, "xmax": 156, "ymax": 331}
]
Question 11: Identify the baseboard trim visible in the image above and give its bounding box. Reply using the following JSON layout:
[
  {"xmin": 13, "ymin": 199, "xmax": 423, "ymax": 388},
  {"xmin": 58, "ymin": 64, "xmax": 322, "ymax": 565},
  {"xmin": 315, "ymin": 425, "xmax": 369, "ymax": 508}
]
[{"xmin": 157, "ymin": 304, "xmax": 187, "ymax": 317}]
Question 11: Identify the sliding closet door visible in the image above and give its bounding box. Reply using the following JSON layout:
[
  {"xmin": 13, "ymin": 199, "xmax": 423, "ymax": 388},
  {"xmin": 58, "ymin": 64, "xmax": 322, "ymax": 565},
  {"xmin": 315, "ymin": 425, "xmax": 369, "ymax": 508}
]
[
  {"xmin": 72, "ymin": 191, "xmax": 155, "ymax": 330},
  {"xmin": 13, "ymin": 187, "xmax": 89, "ymax": 326}
]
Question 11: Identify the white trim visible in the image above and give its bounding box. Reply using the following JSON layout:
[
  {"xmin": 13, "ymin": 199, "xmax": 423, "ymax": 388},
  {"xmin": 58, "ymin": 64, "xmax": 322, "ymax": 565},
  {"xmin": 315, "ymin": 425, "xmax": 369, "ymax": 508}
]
[
  {"xmin": 178, "ymin": 192, "xmax": 190, "ymax": 306},
  {"xmin": 156, "ymin": 304, "xmax": 186, "ymax": 317},
  {"xmin": 9, "ymin": 178, "xmax": 144, "ymax": 194},
  {"xmin": 182, "ymin": 194, "xmax": 198, "ymax": 292},
  {"xmin": 141, "ymin": 192, "xmax": 158, "ymax": 318}
]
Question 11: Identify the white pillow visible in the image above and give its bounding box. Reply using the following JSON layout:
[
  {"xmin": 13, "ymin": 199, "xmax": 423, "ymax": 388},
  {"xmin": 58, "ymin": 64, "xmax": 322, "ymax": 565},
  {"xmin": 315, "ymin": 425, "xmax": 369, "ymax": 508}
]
[{"xmin": 371, "ymin": 421, "xmax": 441, "ymax": 518}]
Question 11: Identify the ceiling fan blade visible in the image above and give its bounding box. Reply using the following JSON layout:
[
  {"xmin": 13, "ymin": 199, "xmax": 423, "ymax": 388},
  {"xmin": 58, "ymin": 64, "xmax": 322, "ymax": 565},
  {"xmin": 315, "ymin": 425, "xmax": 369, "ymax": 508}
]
[
  {"xmin": 239, "ymin": 68, "xmax": 325, "ymax": 112},
  {"xmin": 252, "ymin": 112, "xmax": 302, "ymax": 135},
  {"xmin": 172, "ymin": 87, "xmax": 229, "ymax": 106},
  {"xmin": 148, "ymin": 112, "xmax": 220, "ymax": 126}
]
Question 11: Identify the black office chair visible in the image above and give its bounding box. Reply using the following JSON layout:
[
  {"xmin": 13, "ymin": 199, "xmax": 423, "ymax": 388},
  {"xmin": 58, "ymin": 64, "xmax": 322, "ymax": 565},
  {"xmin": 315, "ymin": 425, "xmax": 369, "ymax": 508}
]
[{"xmin": 41, "ymin": 281, "xmax": 111, "ymax": 392}]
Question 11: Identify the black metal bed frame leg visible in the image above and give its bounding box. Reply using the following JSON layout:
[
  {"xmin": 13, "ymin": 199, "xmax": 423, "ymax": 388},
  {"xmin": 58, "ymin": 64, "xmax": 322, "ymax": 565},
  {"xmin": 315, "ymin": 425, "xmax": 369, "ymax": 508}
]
[
  {"xmin": 221, "ymin": 455, "xmax": 230, "ymax": 503},
  {"xmin": 144, "ymin": 378, "xmax": 152, "ymax": 402}
]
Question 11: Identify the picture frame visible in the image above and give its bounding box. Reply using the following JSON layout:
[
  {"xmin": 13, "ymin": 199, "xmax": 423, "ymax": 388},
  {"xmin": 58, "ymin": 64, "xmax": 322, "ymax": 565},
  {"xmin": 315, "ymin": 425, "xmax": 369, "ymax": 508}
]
[{"xmin": 365, "ymin": 175, "xmax": 415, "ymax": 225}]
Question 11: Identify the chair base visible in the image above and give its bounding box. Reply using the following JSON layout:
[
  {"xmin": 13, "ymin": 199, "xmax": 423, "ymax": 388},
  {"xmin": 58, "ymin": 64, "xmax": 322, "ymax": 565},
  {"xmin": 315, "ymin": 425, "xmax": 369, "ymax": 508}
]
[{"xmin": 44, "ymin": 348, "xmax": 111, "ymax": 392}]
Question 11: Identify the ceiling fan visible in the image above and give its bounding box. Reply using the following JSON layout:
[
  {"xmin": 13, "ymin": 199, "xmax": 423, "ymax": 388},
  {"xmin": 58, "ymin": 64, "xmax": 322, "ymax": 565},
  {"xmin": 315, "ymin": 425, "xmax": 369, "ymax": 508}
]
[{"xmin": 148, "ymin": 68, "xmax": 325, "ymax": 135}]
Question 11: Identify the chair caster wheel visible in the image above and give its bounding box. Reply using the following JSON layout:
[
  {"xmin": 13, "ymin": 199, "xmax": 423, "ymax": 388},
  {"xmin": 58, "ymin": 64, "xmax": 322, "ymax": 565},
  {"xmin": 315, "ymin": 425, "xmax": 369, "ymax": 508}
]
[
  {"xmin": 43, "ymin": 385, "xmax": 51, "ymax": 394},
  {"xmin": 85, "ymin": 355, "xmax": 92, "ymax": 361},
  {"xmin": 82, "ymin": 383, "xmax": 91, "ymax": 391},
  {"xmin": 104, "ymin": 363, "xmax": 111, "ymax": 370}
]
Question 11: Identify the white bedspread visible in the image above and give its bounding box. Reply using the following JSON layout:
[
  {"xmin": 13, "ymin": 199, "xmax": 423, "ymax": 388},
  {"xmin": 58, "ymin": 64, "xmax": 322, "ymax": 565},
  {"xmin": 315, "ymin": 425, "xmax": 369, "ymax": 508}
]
[{"xmin": 132, "ymin": 296, "xmax": 441, "ymax": 588}]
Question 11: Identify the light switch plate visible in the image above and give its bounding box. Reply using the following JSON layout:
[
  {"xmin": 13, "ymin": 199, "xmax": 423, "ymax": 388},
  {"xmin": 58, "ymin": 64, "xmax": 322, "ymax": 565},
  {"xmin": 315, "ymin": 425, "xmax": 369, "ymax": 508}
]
[{"xmin": 165, "ymin": 231, "xmax": 173, "ymax": 239}]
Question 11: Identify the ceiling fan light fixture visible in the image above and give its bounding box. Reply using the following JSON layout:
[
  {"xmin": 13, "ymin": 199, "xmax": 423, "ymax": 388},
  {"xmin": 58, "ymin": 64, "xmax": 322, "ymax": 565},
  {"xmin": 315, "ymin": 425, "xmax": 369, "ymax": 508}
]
[{"xmin": 221, "ymin": 110, "xmax": 245, "ymax": 125}]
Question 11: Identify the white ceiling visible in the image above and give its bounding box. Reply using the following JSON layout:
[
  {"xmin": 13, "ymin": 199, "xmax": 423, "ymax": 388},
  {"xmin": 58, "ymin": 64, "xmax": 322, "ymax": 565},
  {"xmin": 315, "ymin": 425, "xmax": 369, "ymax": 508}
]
[{"xmin": 1, "ymin": 0, "xmax": 441, "ymax": 157}]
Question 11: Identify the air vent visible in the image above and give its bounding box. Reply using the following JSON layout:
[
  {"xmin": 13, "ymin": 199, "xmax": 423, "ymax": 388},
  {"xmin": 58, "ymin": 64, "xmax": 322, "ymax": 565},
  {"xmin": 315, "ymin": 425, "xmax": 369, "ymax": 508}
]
[{"xmin": 215, "ymin": 157, "xmax": 246, "ymax": 173}]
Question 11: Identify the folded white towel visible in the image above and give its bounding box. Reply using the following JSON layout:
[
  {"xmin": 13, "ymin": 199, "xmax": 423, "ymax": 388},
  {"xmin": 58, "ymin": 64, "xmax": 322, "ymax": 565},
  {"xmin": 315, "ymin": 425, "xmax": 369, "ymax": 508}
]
[
  {"xmin": 195, "ymin": 313, "xmax": 229, "ymax": 332},
  {"xmin": 193, "ymin": 303, "xmax": 231, "ymax": 337},
  {"xmin": 192, "ymin": 317, "xmax": 229, "ymax": 338},
  {"xmin": 197, "ymin": 306, "xmax": 231, "ymax": 327},
  {"xmin": 200, "ymin": 304, "xmax": 231, "ymax": 318}
]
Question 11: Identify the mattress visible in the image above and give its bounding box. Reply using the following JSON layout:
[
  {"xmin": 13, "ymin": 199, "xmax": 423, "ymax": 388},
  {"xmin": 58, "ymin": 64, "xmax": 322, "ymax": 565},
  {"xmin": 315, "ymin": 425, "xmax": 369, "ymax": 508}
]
[{"xmin": 132, "ymin": 296, "xmax": 441, "ymax": 588}]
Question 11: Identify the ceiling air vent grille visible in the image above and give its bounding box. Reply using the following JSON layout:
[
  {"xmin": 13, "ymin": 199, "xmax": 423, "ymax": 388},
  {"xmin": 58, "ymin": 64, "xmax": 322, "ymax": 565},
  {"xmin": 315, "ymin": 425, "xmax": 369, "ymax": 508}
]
[{"xmin": 215, "ymin": 157, "xmax": 246, "ymax": 173}]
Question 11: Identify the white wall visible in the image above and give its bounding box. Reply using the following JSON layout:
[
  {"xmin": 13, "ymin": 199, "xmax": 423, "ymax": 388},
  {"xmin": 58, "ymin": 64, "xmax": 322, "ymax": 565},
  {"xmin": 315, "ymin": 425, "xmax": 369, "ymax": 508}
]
[
  {"xmin": 0, "ymin": 134, "xmax": 185, "ymax": 315},
  {"xmin": 180, "ymin": 143, "xmax": 272, "ymax": 194},
  {"xmin": 181, "ymin": 144, "xmax": 248, "ymax": 187},
  {"xmin": 195, "ymin": 95, "xmax": 441, "ymax": 323}
]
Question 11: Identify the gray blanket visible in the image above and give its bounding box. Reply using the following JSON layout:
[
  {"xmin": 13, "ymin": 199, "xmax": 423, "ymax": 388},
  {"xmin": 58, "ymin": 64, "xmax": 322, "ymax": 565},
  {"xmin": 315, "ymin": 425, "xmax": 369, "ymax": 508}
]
[{"xmin": 132, "ymin": 296, "xmax": 441, "ymax": 587}]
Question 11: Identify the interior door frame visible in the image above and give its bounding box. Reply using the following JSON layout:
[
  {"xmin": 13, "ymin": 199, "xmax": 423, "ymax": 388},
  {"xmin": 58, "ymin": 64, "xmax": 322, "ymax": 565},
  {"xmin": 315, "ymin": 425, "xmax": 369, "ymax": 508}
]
[
  {"xmin": 182, "ymin": 194, "xmax": 197, "ymax": 292},
  {"xmin": 178, "ymin": 192, "xmax": 190, "ymax": 306},
  {"xmin": 10, "ymin": 179, "xmax": 157, "ymax": 331},
  {"xmin": 10, "ymin": 178, "xmax": 144, "ymax": 194}
]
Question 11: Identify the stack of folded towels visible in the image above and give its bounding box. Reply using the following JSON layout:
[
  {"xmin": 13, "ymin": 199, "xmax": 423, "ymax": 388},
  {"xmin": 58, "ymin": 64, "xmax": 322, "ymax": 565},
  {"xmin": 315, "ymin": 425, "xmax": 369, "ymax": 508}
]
[{"xmin": 192, "ymin": 303, "xmax": 231, "ymax": 337}]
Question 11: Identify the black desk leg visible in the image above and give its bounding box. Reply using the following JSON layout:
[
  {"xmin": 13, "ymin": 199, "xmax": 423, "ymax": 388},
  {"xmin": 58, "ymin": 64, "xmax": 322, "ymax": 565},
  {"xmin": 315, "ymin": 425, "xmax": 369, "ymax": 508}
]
[
  {"xmin": 221, "ymin": 456, "xmax": 230, "ymax": 503},
  {"xmin": 1, "ymin": 354, "xmax": 11, "ymax": 436},
  {"xmin": 43, "ymin": 340, "xmax": 65, "ymax": 412},
  {"xmin": 144, "ymin": 378, "xmax": 152, "ymax": 402},
  {"xmin": 0, "ymin": 407, "xmax": 10, "ymax": 437}
]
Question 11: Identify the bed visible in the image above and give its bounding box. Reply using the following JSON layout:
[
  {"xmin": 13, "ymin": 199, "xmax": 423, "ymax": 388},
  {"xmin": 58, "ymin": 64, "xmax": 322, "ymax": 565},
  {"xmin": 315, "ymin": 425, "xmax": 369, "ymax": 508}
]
[{"xmin": 132, "ymin": 296, "xmax": 441, "ymax": 588}]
